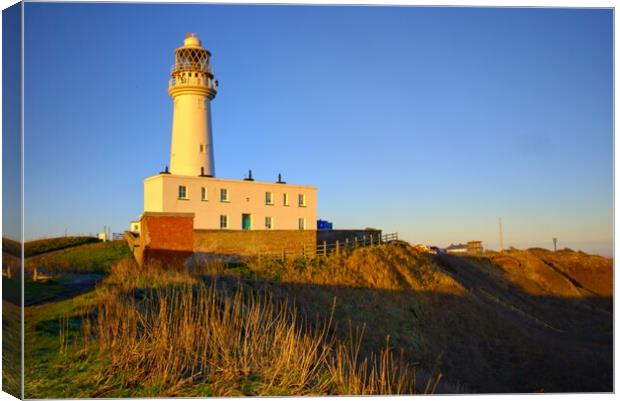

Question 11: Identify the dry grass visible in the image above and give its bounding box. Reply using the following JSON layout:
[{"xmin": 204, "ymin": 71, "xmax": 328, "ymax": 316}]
[
  {"xmin": 71, "ymin": 257, "xmax": 439, "ymax": 396},
  {"xmin": 37, "ymin": 243, "xmax": 612, "ymax": 395},
  {"xmin": 243, "ymin": 243, "xmax": 462, "ymax": 294},
  {"xmin": 482, "ymin": 248, "xmax": 613, "ymax": 298}
]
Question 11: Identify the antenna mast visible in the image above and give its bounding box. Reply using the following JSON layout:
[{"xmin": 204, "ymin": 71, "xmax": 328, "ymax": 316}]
[{"xmin": 498, "ymin": 217, "xmax": 504, "ymax": 252}]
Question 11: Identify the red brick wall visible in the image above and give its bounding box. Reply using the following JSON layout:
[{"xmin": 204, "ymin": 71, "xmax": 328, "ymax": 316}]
[
  {"xmin": 136, "ymin": 212, "xmax": 194, "ymax": 265},
  {"xmin": 141, "ymin": 214, "xmax": 194, "ymax": 251}
]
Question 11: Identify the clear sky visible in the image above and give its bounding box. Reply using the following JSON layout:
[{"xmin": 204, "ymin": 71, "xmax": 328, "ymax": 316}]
[{"xmin": 22, "ymin": 3, "xmax": 613, "ymax": 256}]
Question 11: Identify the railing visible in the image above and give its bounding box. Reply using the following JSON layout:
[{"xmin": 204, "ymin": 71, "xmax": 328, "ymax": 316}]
[
  {"xmin": 256, "ymin": 232, "xmax": 399, "ymax": 261},
  {"xmin": 170, "ymin": 63, "xmax": 213, "ymax": 75},
  {"xmin": 168, "ymin": 76, "xmax": 218, "ymax": 91}
]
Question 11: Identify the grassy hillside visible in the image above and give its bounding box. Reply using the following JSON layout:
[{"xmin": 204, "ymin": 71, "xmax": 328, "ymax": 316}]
[
  {"xmin": 22, "ymin": 242, "xmax": 612, "ymax": 397},
  {"xmin": 24, "ymin": 240, "xmax": 131, "ymax": 276},
  {"xmin": 2, "ymin": 237, "xmax": 21, "ymax": 258},
  {"xmin": 2, "ymin": 240, "xmax": 131, "ymax": 306},
  {"xmin": 24, "ymin": 236, "xmax": 101, "ymax": 258}
]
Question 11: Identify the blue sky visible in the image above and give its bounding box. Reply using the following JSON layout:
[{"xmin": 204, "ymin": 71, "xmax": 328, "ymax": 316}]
[
  {"xmin": 21, "ymin": 4, "xmax": 612, "ymax": 255},
  {"xmin": 3, "ymin": 3, "xmax": 22, "ymax": 243}
]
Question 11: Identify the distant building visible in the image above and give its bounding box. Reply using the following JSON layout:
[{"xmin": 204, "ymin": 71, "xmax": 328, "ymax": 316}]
[
  {"xmin": 130, "ymin": 221, "xmax": 141, "ymax": 234},
  {"xmin": 446, "ymin": 241, "xmax": 484, "ymax": 254},
  {"xmin": 446, "ymin": 243, "xmax": 467, "ymax": 254},
  {"xmin": 467, "ymin": 240, "xmax": 483, "ymax": 254}
]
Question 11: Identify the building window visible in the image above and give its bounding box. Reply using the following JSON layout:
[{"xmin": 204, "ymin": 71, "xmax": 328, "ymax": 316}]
[
  {"xmin": 201, "ymin": 187, "xmax": 207, "ymax": 201},
  {"xmin": 220, "ymin": 188, "xmax": 229, "ymax": 202},
  {"xmin": 265, "ymin": 191, "xmax": 273, "ymax": 205},
  {"xmin": 178, "ymin": 185, "xmax": 188, "ymax": 199},
  {"xmin": 220, "ymin": 215, "xmax": 228, "ymax": 229},
  {"xmin": 199, "ymin": 144, "xmax": 205, "ymax": 153},
  {"xmin": 298, "ymin": 218, "xmax": 306, "ymax": 230},
  {"xmin": 283, "ymin": 193, "xmax": 289, "ymax": 206},
  {"xmin": 298, "ymin": 194, "xmax": 306, "ymax": 207},
  {"xmin": 265, "ymin": 216, "xmax": 273, "ymax": 230}
]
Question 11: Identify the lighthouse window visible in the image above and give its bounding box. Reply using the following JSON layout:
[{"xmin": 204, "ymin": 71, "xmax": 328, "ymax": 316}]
[
  {"xmin": 283, "ymin": 193, "xmax": 289, "ymax": 206},
  {"xmin": 178, "ymin": 185, "xmax": 188, "ymax": 199},
  {"xmin": 298, "ymin": 218, "xmax": 306, "ymax": 230},
  {"xmin": 200, "ymin": 144, "xmax": 205, "ymax": 153},
  {"xmin": 265, "ymin": 217, "xmax": 273, "ymax": 230},
  {"xmin": 265, "ymin": 192, "xmax": 273, "ymax": 205},
  {"xmin": 201, "ymin": 187, "xmax": 207, "ymax": 201},
  {"xmin": 220, "ymin": 188, "xmax": 229, "ymax": 202},
  {"xmin": 298, "ymin": 194, "xmax": 306, "ymax": 207}
]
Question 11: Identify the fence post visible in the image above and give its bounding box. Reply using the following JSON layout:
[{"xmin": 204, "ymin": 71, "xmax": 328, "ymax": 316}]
[
  {"xmin": 336, "ymin": 240, "xmax": 340, "ymax": 255},
  {"xmin": 362, "ymin": 235, "xmax": 366, "ymax": 246},
  {"xmin": 323, "ymin": 241, "xmax": 327, "ymax": 257},
  {"xmin": 370, "ymin": 234, "xmax": 374, "ymax": 246}
]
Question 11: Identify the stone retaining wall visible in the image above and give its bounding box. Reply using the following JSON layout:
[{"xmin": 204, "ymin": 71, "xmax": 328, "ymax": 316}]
[{"xmin": 194, "ymin": 229, "xmax": 317, "ymax": 255}]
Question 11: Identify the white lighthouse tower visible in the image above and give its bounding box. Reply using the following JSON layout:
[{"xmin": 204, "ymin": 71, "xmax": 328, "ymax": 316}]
[{"xmin": 168, "ymin": 33, "xmax": 218, "ymax": 177}]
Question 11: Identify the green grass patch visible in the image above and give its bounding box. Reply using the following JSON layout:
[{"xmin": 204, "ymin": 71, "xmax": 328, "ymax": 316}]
[
  {"xmin": 24, "ymin": 236, "xmax": 101, "ymax": 258},
  {"xmin": 24, "ymin": 292, "xmax": 105, "ymax": 398},
  {"xmin": 30, "ymin": 241, "xmax": 131, "ymax": 274},
  {"xmin": 2, "ymin": 300, "xmax": 21, "ymax": 398}
]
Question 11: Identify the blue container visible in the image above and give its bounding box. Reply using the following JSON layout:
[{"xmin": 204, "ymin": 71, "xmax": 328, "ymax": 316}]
[{"xmin": 317, "ymin": 219, "xmax": 333, "ymax": 230}]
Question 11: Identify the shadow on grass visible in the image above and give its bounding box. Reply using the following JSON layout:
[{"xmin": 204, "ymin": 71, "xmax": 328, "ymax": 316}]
[
  {"xmin": 22, "ymin": 248, "xmax": 613, "ymax": 396},
  {"xmin": 4, "ymin": 274, "xmax": 104, "ymax": 306}
]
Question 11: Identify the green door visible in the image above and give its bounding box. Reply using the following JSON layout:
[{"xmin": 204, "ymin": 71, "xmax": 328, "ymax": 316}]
[{"xmin": 242, "ymin": 214, "xmax": 251, "ymax": 230}]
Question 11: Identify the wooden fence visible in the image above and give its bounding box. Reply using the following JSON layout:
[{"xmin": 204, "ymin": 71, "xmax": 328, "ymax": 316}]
[{"xmin": 259, "ymin": 232, "xmax": 399, "ymax": 261}]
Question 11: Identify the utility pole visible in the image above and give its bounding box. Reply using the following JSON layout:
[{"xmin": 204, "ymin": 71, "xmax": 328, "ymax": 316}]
[
  {"xmin": 553, "ymin": 237, "xmax": 558, "ymax": 252},
  {"xmin": 498, "ymin": 217, "xmax": 504, "ymax": 252}
]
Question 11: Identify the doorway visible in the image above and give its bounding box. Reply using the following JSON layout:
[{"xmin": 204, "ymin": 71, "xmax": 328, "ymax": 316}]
[{"xmin": 242, "ymin": 214, "xmax": 252, "ymax": 230}]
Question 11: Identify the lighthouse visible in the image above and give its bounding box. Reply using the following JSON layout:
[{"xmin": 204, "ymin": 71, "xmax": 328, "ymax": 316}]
[
  {"xmin": 169, "ymin": 33, "xmax": 217, "ymax": 177},
  {"xmin": 140, "ymin": 33, "xmax": 317, "ymax": 237}
]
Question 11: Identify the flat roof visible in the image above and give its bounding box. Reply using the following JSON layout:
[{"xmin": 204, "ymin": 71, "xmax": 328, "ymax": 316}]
[{"xmin": 144, "ymin": 173, "xmax": 317, "ymax": 190}]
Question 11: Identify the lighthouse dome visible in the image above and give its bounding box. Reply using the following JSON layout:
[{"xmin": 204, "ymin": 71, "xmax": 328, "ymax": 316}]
[{"xmin": 183, "ymin": 33, "xmax": 201, "ymax": 47}]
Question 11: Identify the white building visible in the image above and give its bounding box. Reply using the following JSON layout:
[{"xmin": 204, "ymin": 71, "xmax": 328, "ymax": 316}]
[{"xmin": 129, "ymin": 221, "xmax": 141, "ymax": 234}]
